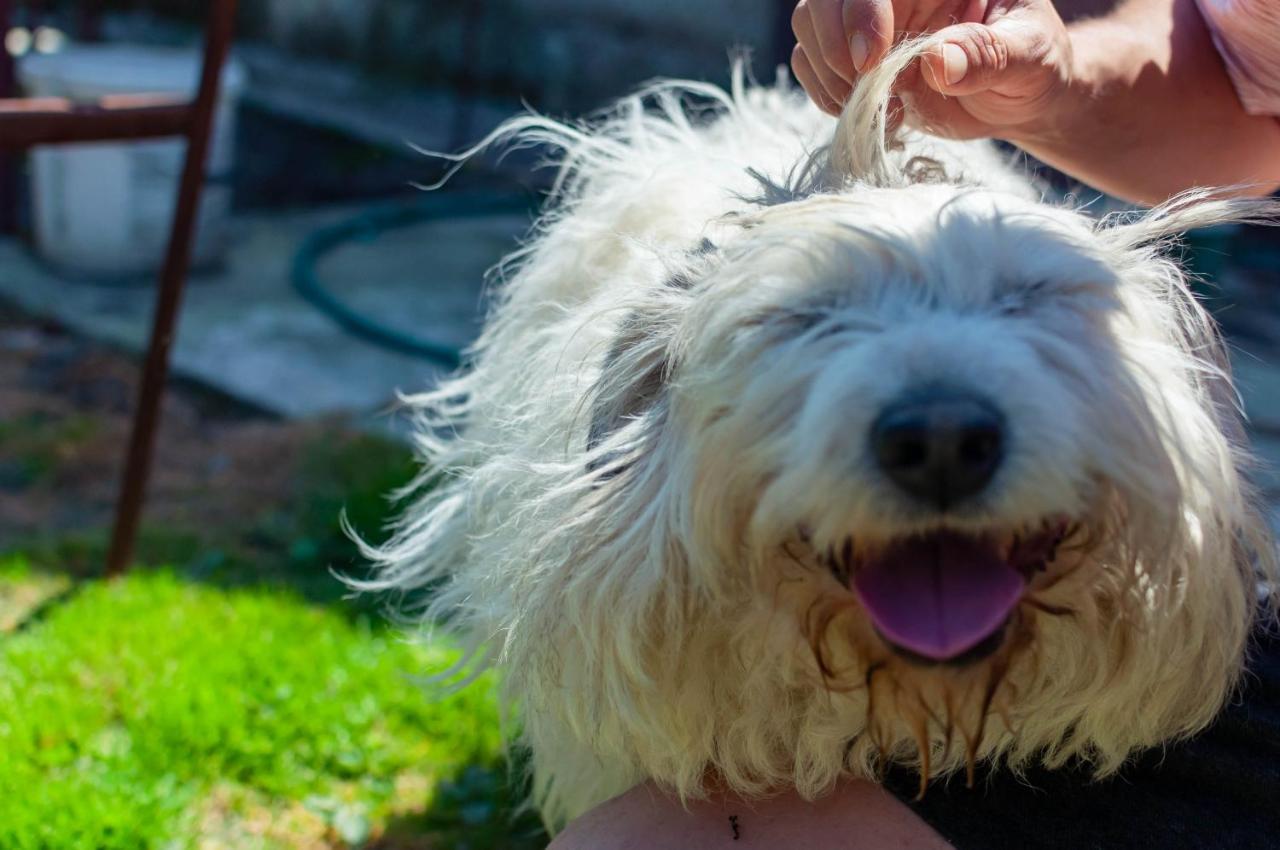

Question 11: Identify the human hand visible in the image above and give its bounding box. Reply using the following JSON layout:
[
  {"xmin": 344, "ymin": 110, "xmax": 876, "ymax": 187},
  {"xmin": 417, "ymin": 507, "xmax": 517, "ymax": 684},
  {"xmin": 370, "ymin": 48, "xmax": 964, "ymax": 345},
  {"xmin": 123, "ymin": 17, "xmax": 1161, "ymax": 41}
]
[{"xmin": 790, "ymin": 0, "xmax": 1074, "ymax": 140}]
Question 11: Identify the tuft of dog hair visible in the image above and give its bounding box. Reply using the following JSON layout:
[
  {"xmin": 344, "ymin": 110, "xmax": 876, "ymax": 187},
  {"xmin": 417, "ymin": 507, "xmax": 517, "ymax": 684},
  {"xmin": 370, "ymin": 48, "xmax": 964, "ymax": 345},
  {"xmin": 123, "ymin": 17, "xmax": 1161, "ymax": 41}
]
[{"xmin": 352, "ymin": 39, "xmax": 1280, "ymax": 831}]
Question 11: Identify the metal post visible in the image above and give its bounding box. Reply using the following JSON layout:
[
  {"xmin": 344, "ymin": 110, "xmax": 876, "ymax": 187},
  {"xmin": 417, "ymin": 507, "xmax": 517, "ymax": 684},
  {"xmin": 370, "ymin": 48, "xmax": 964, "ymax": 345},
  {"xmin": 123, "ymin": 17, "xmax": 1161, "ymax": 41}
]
[{"xmin": 104, "ymin": 0, "xmax": 238, "ymax": 578}]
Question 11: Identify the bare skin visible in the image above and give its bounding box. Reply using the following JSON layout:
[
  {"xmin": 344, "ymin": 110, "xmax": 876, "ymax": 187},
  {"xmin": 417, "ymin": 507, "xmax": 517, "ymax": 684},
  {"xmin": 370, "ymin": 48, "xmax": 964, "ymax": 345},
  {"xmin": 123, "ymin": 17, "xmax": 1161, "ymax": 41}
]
[
  {"xmin": 548, "ymin": 780, "xmax": 953, "ymax": 850},
  {"xmin": 791, "ymin": 0, "xmax": 1280, "ymax": 203}
]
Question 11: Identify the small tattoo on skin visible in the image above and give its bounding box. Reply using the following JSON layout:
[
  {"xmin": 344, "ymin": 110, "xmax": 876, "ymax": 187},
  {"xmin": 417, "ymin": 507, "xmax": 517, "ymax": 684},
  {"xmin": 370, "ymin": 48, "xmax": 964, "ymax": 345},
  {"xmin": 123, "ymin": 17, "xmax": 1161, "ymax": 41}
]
[{"xmin": 729, "ymin": 814, "xmax": 740, "ymax": 841}]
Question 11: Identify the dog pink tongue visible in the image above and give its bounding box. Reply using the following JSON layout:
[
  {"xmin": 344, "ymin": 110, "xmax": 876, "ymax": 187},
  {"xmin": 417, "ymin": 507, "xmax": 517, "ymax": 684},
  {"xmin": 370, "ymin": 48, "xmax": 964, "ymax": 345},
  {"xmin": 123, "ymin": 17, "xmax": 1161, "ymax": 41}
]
[{"xmin": 853, "ymin": 532, "xmax": 1024, "ymax": 661}]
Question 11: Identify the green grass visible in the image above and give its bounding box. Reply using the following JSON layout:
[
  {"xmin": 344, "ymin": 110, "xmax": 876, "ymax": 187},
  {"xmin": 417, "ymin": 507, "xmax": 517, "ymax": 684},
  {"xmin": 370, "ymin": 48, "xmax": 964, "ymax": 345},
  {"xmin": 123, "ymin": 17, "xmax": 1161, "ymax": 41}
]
[
  {"xmin": 0, "ymin": 557, "xmax": 543, "ymax": 849},
  {"xmin": 0, "ymin": 420, "xmax": 547, "ymax": 848}
]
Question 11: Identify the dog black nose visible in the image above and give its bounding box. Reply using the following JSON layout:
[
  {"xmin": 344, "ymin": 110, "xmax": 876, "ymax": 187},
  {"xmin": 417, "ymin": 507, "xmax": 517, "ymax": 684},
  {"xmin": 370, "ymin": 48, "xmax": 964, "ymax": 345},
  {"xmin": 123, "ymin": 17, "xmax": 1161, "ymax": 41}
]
[{"xmin": 871, "ymin": 392, "xmax": 1005, "ymax": 509}]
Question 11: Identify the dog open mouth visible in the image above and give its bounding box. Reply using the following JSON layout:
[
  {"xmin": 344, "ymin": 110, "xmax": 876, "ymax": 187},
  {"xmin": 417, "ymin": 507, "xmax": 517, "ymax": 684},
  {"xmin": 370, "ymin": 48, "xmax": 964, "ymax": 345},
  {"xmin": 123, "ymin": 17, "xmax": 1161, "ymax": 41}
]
[{"xmin": 832, "ymin": 522, "xmax": 1070, "ymax": 664}]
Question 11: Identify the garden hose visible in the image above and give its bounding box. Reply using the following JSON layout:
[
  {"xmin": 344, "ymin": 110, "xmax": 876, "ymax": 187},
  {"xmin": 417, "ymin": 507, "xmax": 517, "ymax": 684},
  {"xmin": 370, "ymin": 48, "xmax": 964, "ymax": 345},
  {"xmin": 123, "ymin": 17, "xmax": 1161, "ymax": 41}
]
[{"xmin": 291, "ymin": 192, "xmax": 534, "ymax": 368}]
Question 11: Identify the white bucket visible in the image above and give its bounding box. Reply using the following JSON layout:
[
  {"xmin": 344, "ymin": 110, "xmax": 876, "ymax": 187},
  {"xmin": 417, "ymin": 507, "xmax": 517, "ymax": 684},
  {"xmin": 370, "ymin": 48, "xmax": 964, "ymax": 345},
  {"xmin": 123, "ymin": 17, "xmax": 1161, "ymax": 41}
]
[{"xmin": 18, "ymin": 45, "xmax": 246, "ymax": 278}]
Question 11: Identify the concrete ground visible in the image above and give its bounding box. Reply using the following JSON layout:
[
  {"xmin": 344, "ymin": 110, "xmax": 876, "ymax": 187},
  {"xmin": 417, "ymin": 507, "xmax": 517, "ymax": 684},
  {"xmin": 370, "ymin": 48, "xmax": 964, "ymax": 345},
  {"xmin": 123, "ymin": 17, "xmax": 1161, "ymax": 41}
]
[{"xmin": 0, "ymin": 204, "xmax": 530, "ymax": 419}]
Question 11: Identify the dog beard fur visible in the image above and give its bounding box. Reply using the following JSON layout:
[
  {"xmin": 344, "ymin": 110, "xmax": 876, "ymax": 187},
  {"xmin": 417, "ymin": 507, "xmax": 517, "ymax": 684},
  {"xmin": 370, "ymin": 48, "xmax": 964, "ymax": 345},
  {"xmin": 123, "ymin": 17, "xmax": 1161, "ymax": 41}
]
[{"xmin": 353, "ymin": 40, "xmax": 1280, "ymax": 830}]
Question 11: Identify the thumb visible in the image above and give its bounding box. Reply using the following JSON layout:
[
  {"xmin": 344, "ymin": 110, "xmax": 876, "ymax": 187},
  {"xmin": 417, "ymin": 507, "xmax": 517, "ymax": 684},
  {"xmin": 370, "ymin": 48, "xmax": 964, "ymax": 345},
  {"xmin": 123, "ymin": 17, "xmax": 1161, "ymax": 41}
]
[{"xmin": 920, "ymin": 18, "xmax": 1048, "ymax": 97}]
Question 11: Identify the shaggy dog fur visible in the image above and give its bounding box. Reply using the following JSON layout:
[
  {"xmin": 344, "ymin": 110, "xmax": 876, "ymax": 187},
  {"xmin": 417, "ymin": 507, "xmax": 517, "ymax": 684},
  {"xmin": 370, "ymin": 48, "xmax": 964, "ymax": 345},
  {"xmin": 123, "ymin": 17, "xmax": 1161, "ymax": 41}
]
[{"xmin": 357, "ymin": 41, "xmax": 1279, "ymax": 830}]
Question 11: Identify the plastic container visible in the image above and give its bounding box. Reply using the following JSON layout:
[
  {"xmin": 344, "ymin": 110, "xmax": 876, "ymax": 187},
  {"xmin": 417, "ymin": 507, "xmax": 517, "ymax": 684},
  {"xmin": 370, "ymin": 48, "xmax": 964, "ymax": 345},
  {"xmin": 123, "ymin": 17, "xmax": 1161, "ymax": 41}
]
[{"xmin": 17, "ymin": 45, "xmax": 246, "ymax": 278}]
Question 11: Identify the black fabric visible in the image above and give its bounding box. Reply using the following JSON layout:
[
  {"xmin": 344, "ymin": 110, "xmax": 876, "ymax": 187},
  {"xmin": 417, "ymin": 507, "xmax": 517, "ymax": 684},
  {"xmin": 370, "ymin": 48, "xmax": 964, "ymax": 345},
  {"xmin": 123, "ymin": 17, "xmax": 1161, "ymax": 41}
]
[{"xmin": 885, "ymin": 623, "xmax": 1280, "ymax": 850}]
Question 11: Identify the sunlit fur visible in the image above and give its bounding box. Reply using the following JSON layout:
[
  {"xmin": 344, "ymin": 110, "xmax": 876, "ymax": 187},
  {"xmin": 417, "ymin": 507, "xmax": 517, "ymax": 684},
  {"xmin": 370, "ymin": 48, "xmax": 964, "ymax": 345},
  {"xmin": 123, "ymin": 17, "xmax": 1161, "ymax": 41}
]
[{"xmin": 355, "ymin": 41, "xmax": 1278, "ymax": 830}]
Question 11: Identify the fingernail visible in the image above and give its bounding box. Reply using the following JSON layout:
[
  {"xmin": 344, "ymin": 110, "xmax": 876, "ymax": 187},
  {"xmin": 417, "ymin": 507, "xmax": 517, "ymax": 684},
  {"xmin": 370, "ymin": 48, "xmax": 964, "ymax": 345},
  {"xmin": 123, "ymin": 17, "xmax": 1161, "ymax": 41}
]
[
  {"xmin": 942, "ymin": 43, "xmax": 968, "ymax": 86},
  {"xmin": 850, "ymin": 33, "xmax": 869, "ymax": 72}
]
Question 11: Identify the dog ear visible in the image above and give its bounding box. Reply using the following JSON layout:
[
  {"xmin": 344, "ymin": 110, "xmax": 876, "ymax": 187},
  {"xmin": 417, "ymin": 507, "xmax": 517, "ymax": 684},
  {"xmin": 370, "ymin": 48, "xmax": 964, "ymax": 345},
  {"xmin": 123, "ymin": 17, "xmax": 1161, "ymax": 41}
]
[
  {"xmin": 586, "ymin": 307, "xmax": 675, "ymax": 478},
  {"xmin": 586, "ymin": 243, "xmax": 718, "ymax": 476},
  {"xmin": 1101, "ymin": 192, "xmax": 1277, "ymax": 447},
  {"xmin": 1101, "ymin": 191, "xmax": 1280, "ymax": 249}
]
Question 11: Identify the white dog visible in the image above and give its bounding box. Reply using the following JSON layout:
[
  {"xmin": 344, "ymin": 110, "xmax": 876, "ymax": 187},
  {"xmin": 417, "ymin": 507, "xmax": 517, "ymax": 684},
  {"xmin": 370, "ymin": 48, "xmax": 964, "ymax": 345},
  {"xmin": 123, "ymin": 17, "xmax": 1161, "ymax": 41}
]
[{"xmin": 358, "ymin": 41, "xmax": 1278, "ymax": 830}]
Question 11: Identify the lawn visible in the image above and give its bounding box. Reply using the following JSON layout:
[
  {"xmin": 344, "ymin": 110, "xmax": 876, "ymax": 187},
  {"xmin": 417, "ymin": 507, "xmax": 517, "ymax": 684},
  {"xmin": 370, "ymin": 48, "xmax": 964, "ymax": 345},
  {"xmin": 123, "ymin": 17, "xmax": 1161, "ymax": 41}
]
[
  {"xmin": 0, "ymin": 320, "xmax": 548, "ymax": 848},
  {"xmin": 0, "ymin": 560, "xmax": 544, "ymax": 850}
]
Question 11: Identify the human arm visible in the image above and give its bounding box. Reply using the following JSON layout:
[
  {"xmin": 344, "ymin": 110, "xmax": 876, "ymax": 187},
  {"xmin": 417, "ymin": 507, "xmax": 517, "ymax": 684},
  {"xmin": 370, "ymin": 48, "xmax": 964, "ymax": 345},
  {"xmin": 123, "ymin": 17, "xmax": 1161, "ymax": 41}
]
[
  {"xmin": 790, "ymin": 0, "xmax": 1280, "ymax": 204},
  {"xmin": 1017, "ymin": 0, "xmax": 1280, "ymax": 202}
]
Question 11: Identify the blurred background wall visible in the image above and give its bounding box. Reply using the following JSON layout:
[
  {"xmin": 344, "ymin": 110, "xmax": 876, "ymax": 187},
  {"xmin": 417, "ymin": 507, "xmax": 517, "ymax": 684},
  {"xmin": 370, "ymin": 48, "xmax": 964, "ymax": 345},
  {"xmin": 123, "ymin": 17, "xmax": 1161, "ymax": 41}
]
[
  {"xmin": 0, "ymin": 0, "xmax": 791, "ymax": 208},
  {"xmin": 93, "ymin": 0, "xmax": 787, "ymax": 113}
]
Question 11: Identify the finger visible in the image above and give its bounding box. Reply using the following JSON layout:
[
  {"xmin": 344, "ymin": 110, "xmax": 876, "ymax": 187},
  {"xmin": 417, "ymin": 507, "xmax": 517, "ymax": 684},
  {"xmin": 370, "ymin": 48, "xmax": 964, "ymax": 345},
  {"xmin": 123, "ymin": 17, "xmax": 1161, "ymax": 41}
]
[
  {"xmin": 892, "ymin": 56, "xmax": 991, "ymax": 137},
  {"xmin": 792, "ymin": 45, "xmax": 842, "ymax": 115},
  {"xmin": 802, "ymin": 0, "xmax": 857, "ymax": 81},
  {"xmin": 793, "ymin": 5, "xmax": 854, "ymax": 104},
  {"xmin": 901, "ymin": 0, "xmax": 959, "ymax": 34},
  {"xmin": 919, "ymin": 19, "xmax": 1046, "ymax": 97},
  {"xmin": 899, "ymin": 85, "xmax": 991, "ymax": 139},
  {"xmin": 842, "ymin": 0, "xmax": 894, "ymax": 73},
  {"xmin": 919, "ymin": 0, "xmax": 987, "ymax": 32}
]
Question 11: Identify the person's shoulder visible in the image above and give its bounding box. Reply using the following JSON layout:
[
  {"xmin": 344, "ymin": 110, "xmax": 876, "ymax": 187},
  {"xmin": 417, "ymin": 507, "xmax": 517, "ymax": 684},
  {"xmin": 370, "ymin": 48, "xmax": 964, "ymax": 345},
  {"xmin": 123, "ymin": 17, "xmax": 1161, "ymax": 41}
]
[
  {"xmin": 547, "ymin": 779, "xmax": 953, "ymax": 849},
  {"xmin": 547, "ymin": 783, "xmax": 726, "ymax": 850}
]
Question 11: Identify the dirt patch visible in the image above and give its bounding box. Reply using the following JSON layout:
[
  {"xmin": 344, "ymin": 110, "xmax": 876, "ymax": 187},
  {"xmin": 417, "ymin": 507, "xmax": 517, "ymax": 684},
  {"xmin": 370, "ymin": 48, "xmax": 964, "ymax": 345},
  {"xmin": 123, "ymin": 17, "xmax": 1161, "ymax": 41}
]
[
  {"xmin": 0, "ymin": 312, "xmax": 411, "ymax": 575},
  {"xmin": 0, "ymin": 566, "xmax": 72, "ymax": 633}
]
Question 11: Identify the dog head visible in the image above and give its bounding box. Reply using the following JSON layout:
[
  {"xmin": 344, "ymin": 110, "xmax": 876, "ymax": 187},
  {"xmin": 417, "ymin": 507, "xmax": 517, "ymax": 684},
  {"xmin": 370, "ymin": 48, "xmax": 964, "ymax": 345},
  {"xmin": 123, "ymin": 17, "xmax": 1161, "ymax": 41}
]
[
  {"xmin": 583, "ymin": 175, "xmax": 1272, "ymax": 786},
  {"xmin": 364, "ymin": 42, "xmax": 1278, "ymax": 824},
  {"xmin": 566, "ymin": 63, "xmax": 1275, "ymax": 809}
]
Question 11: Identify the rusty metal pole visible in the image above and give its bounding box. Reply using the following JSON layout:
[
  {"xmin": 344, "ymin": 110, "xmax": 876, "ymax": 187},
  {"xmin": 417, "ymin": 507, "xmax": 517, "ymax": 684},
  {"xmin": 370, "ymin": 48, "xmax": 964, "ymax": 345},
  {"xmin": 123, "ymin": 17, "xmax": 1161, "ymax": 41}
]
[{"xmin": 105, "ymin": 0, "xmax": 238, "ymax": 578}]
